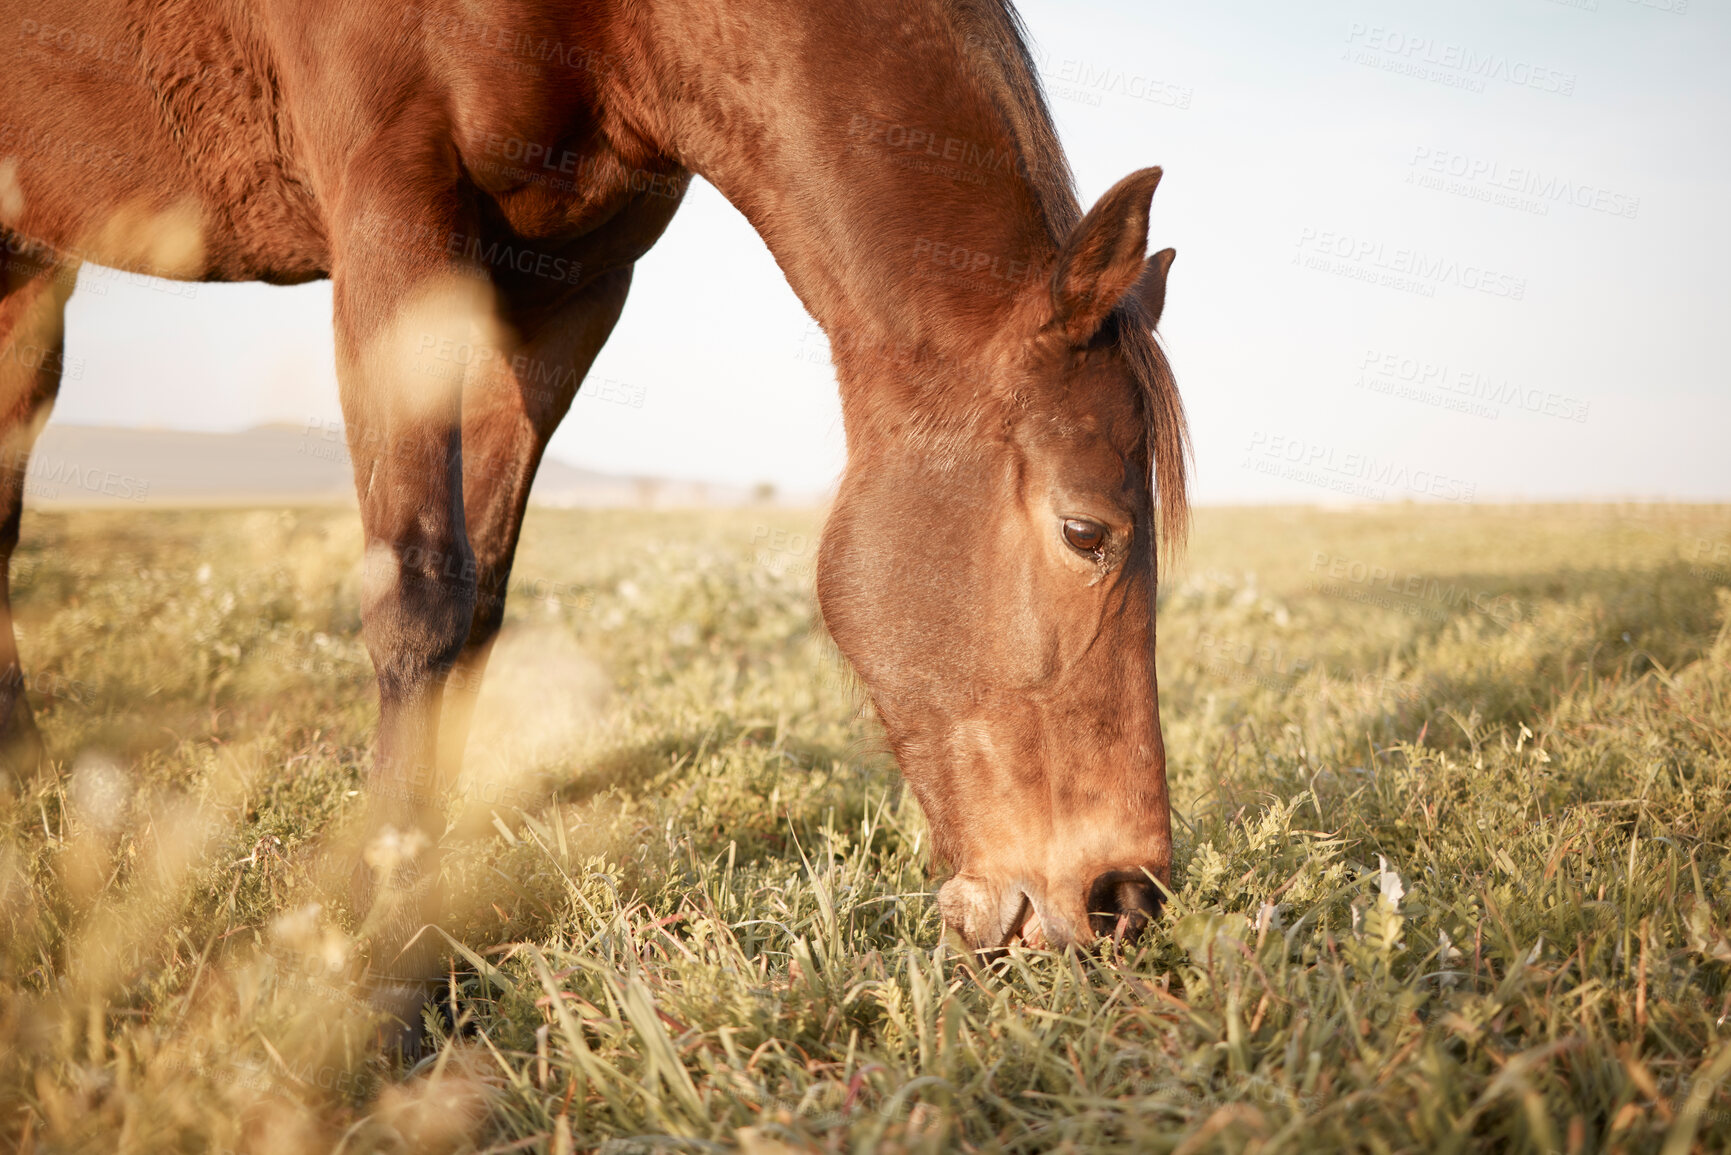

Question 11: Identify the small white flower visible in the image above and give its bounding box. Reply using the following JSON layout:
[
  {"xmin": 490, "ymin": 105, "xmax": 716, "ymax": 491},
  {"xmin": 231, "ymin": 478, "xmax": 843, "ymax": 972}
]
[
  {"xmin": 1256, "ymin": 902, "xmax": 1281, "ymax": 934},
  {"xmin": 1377, "ymin": 854, "xmax": 1405, "ymax": 911},
  {"xmin": 1438, "ymin": 929, "xmax": 1463, "ymax": 963}
]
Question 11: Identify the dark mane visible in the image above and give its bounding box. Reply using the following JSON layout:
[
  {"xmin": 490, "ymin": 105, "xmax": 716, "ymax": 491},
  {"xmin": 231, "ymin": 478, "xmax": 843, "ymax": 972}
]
[
  {"xmin": 939, "ymin": 0, "xmax": 1192, "ymax": 558},
  {"xmin": 938, "ymin": 0, "xmax": 1081, "ymax": 240}
]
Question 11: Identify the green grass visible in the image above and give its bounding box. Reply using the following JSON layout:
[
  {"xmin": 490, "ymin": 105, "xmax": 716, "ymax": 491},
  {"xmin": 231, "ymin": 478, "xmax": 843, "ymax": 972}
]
[{"xmin": 2, "ymin": 502, "xmax": 1729, "ymax": 1153}]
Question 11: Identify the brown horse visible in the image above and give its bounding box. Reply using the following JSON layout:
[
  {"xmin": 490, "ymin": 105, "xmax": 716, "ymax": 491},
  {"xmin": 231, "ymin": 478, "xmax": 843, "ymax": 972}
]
[{"xmin": 0, "ymin": 0, "xmax": 1187, "ymax": 1004}]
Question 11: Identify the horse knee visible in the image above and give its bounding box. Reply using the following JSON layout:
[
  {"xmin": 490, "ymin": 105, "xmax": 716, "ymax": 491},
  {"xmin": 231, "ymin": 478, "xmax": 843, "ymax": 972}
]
[{"xmin": 360, "ymin": 539, "xmax": 478, "ymax": 695}]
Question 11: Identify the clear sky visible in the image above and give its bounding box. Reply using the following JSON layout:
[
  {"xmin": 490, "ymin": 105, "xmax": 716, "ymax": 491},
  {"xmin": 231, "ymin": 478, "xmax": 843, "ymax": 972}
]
[{"xmin": 49, "ymin": 0, "xmax": 1731, "ymax": 502}]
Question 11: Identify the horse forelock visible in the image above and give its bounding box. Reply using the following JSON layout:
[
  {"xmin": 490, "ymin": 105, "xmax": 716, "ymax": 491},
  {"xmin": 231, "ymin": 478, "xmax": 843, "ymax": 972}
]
[{"xmin": 1117, "ymin": 318, "xmax": 1192, "ymax": 562}]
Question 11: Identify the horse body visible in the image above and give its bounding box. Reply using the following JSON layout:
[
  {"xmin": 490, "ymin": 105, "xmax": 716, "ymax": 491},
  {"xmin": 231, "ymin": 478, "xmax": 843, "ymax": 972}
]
[{"xmin": 0, "ymin": 0, "xmax": 1188, "ymax": 999}]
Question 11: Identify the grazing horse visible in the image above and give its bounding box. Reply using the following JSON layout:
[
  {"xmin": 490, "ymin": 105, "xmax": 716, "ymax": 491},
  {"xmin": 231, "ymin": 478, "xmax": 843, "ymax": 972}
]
[{"xmin": 0, "ymin": 0, "xmax": 1187, "ymax": 1015}]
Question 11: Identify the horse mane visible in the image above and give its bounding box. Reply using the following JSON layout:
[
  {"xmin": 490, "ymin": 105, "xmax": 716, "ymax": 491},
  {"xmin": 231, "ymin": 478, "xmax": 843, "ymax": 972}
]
[{"xmin": 938, "ymin": 0, "xmax": 1192, "ymax": 559}]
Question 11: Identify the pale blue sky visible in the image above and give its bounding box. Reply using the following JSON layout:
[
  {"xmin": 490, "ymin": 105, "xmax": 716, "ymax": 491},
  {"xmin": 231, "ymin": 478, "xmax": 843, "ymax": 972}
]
[{"xmin": 51, "ymin": 0, "xmax": 1731, "ymax": 501}]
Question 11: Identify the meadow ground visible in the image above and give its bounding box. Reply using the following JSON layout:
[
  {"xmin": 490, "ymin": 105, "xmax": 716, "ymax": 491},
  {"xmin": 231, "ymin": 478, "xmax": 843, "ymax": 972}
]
[{"xmin": 1, "ymin": 501, "xmax": 1728, "ymax": 1154}]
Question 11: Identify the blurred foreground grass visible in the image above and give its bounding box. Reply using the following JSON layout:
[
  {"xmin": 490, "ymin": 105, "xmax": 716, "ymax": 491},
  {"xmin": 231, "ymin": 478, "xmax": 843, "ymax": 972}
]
[{"xmin": 1, "ymin": 502, "xmax": 1729, "ymax": 1153}]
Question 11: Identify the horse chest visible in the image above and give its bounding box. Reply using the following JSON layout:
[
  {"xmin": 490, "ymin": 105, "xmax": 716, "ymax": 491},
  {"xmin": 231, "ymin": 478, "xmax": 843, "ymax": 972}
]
[{"xmin": 453, "ymin": 110, "xmax": 686, "ymax": 278}]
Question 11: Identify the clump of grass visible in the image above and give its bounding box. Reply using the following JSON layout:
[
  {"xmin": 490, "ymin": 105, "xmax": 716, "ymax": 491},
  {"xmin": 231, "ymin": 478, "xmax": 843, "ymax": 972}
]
[{"xmin": 1, "ymin": 503, "xmax": 1728, "ymax": 1152}]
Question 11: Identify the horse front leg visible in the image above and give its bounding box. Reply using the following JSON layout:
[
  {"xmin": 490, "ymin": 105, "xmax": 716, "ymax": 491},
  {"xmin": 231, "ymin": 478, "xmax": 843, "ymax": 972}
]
[
  {"xmin": 0, "ymin": 239, "xmax": 76, "ymax": 781},
  {"xmin": 330, "ymin": 179, "xmax": 483, "ymax": 1042},
  {"xmin": 438, "ymin": 266, "xmax": 636, "ymax": 797}
]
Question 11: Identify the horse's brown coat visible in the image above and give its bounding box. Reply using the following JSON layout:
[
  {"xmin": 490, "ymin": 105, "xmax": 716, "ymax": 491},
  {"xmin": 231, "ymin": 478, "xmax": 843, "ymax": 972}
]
[{"xmin": 0, "ymin": 0, "xmax": 1187, "ymax": 987}]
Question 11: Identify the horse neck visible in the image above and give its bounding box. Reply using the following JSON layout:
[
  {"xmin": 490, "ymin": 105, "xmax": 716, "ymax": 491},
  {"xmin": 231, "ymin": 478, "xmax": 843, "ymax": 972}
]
[{"xmin": 612, "ymin": 0, "xmax": 1071, "ymax": 380}]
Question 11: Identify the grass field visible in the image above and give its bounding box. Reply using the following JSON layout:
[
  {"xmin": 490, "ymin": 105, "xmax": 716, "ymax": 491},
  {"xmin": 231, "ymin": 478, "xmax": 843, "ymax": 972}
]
[{"xmin": 1, "ymin": 502, "xmax": 1729, "ymax": 1154}]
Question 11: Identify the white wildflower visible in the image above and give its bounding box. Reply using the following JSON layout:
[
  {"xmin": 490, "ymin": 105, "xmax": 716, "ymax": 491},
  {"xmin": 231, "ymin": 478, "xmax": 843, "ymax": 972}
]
[{"xmin": 1377, "ymin": 854, "xmax": 1405, "ymax": 911}]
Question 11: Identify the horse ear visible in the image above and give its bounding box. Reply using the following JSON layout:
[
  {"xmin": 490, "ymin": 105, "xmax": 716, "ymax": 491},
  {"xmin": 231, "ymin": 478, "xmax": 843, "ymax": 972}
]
[
  {"xmin": 1050, "ymin": 166, "xmax": 1162, "ymax": 344},
  {"xmin": 1134, "ymin": 247, "xmax": 1176, "ymax": 330}
]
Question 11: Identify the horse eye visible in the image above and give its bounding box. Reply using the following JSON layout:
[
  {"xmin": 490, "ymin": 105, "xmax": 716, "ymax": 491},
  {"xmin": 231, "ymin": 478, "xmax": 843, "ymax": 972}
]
[{"xmin": 1062, "ymin": 518, "xmax": 1107, "ymax": 557}]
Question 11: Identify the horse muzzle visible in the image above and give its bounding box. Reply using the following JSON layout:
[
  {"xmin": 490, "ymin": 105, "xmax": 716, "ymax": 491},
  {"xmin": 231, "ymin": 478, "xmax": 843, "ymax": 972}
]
[{"xmin": 936, "ymin": 863, "xmax": 1167, "ymax": 953}]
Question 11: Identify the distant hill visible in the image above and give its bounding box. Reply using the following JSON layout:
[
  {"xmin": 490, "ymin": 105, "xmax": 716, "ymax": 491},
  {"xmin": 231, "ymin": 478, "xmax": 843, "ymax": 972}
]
[{"xmin": 20, "ymin": 424, "xmax": 789, "ymax": 508}]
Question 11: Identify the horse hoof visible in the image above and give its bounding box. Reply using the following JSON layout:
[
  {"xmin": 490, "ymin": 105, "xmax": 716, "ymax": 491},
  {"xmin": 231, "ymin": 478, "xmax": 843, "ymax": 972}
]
[
  {"xmin": 0, "ymin": 718, "xmax": 48, "ymax": 787},
  {"xmin": 367, "ymin": 978, "xmax": 436, "ymax": 1063}
]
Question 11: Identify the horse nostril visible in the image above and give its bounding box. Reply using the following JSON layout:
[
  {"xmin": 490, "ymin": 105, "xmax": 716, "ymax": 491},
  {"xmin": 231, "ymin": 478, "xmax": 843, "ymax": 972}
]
[{"xmin": 1086, "ymin": 869, "xmax": 1164, "ymax": 941}]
